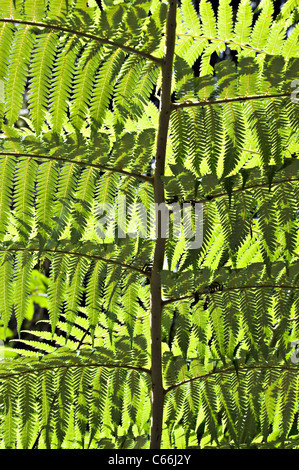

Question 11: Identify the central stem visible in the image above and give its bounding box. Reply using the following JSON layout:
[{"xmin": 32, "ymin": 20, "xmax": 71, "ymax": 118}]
[{"xmin": 149, "ymin": 0, "xmax": 177, "ymax": 450}]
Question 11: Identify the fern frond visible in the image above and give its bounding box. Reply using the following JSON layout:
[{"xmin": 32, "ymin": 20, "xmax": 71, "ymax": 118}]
[
  {"xmin": 0, "ymin": 0, "xmax": 298, "ymax": 450},
  {"xmin": 234, "ymin": 0, "xmax": 253, "ymax": 48},
  {"xmin": 217, "ymin": 0, "xmax": 233, "ymax": 41},
  {"xmin": 49, "ymin": 35, "xmax": 79, "ymax": 134},
  {"xmin": 90, "ymin": 49, "xmax": 125, "ymax": 127},
  {"xmin": 5, "ymin": 24, "xmax": 35, "ymax": 125},
  {"xmin": 28, "ymin": 32, "xmax": 58, "ymax": 134}
]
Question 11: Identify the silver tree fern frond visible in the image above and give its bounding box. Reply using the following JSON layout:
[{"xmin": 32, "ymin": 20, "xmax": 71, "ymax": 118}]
[{"xmin": 0, "ymin": 0, "xmax": 298, "ymax": 450}]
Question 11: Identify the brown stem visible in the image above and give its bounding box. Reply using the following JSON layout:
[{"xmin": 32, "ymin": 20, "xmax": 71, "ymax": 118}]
[
  {"xmin": 162, "ymin": 284, "xmax": 299, "ymax": 306},
  {"xmin": 164, "ymin": 363, "xmax": 299, "ymax": 394},
  {"xmin": 171, "ymin": 92, "xmax": 291, "ymax": 110},
  {"xmin": 149, "ymin": 0, "xmax": 177, "ymax": 450},
  {"xmin": 0, "ymin": 151, "xmax": 153, "ymax": 183},
  {"xmin": 0, "ymin": 362, "xmax": 150, "ymax": 380},
  {"xmin": 189, "ymin": 177, "xmax": 299, "ymax": 205},
  {"xmin": 0, "ymin": 247, "xmax": 150, "ymax": 277},
  {"xmin": 0, "ymin": 18, "xmax": 163, "ymax": 65}
]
